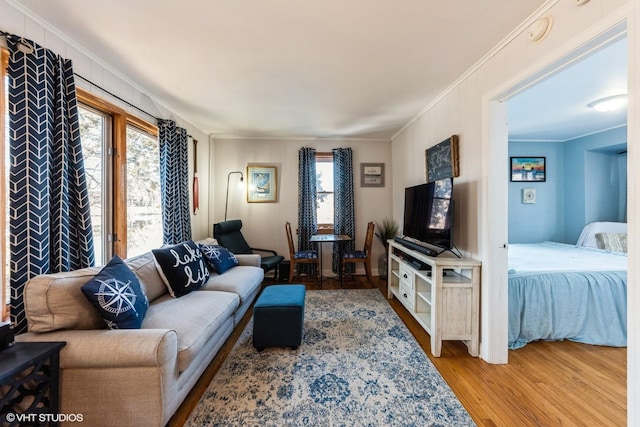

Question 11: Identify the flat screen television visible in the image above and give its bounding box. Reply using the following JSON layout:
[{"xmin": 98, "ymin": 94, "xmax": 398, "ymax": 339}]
[{"xmin": 402, "ymin": 178, "xmax": 454, "ymax": 251}]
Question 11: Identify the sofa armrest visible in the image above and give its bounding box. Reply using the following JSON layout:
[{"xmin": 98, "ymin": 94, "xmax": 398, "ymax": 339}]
[
  {"xmin": 235, "ymin": 253, "xmax": 261, "ymax": 267},
  {"xmin": 17, "ymin": 329, "xmax": 178, "ymax": 369}
]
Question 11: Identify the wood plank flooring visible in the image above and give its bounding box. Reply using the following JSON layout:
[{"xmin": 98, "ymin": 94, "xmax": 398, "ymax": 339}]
[{"xmin": 169, "ymin": 276, "xmax": 627, "ymax": 427}]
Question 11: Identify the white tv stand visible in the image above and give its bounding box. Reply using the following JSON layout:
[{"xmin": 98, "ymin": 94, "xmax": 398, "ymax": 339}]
[{"xmin": 387, "ymin": 240, "xmax": 481, "ymax": 357}]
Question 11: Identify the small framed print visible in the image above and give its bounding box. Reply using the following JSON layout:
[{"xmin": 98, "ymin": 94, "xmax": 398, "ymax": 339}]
[
  {"xmin": 361, "ymin": 163, "xmax": 385, "ymax": 187},
  {"xmin": 247, "ymin": 165, "xmax": 278, "ymax": 203},
  {"xmin": 510, "ymin": 157, "xmax": 546, "ymax": 182}
]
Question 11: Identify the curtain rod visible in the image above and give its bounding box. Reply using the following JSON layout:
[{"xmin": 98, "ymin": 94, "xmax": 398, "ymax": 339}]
[
  {"xmin": 75, "ymin": 74, "xmax": 194, "ymax": 137},
  {"xmin": 76, "ymin": 74, "xmax": 193, "ymax": 137},
  {"xmin": 3, "ymin": 29, "xmax": 193, "ymax": 137},
  {"xmin": 1, "ymin": 28, "xmax": 159, "ymax": 121},
  {"xmin": 73, "ymin": 73, "xmax": 161, "ymax": 122}
]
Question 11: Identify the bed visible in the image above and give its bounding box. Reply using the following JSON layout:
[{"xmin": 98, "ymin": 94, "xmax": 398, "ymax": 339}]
[{"xmin": 508, "ymin": 239, "xmax": 627, "ymax": 350}]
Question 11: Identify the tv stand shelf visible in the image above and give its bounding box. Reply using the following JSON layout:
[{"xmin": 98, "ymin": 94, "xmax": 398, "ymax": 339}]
[{"xmin": 387, "ymin": 240, "xmax": 481, "ymax": 357}]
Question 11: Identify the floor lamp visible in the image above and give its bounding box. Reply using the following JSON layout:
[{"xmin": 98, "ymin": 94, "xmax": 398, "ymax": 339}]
[{"xmin": 225, "ymin": 171, "xmax": 244, "ymax": 221}]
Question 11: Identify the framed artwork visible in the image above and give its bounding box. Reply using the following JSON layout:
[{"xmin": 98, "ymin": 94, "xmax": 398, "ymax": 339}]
[
  {"xmin": 510, "ymin": 157, "xmax": 546, "ymax": 182},
  {"xmin": 360, "ymin": 163, "xmax": 385, "ymax": 187},
  {"xmin": 425, "ymin": 135, "xmax": 459, "ymax": 182},
  {"xmin": 247, "ymin": 165, "xmax": 278, "ymax": 203}
]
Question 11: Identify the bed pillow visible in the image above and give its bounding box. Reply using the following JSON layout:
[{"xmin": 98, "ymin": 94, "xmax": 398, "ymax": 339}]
[
  {"xmin": 152, "ymin": 240, "xmax": 210, "ymax": 297},
  {"xmin": 199, "ymin": 244, "xmax": 239, "ymax": 274},
  {"xmin": 576, "ymin": 222, "xmax": 627, "ymax": 248},
  {"xmin": 595, "ymin": 232, "xmax": 627, "ymax": 253},
  {"xmin": 81, "ymin": 255, "xmax": 149, "ymax": 329}
]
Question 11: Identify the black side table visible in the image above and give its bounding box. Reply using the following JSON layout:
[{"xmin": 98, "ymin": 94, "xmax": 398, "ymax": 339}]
[{"xmin": 1, "ymin": 341, "xmax": 66, "ymax": 427}]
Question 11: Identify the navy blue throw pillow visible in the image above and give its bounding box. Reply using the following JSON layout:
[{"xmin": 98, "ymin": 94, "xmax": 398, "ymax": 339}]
[
  {"xmin": 152, "ymin": 240, "xmax": 210, "ymax": 297},
  {"xmin": 199, "ymin": 244, "xmax": 239, "ymax": 274},
  {"xmin": 81, "ymin": 255, "xmax": 149, "ymax": 329}
]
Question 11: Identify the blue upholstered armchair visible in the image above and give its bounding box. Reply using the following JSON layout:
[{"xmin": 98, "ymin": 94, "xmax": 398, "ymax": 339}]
[{"xmin": 214, "ymin": 220, "xmax": 284, "ymax": 278}]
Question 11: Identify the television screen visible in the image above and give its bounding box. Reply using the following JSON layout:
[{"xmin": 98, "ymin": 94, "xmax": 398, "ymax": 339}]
[{"xmin": 403, "ymin": 178, "xmax": 454, "ymax": 250}]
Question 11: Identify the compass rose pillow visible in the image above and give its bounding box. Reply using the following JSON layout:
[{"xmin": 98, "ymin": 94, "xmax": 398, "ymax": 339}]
[
  {"xmin": 81, "ymin": 255, "xmax": 149, "ymax": 329},
  {"xmin": 199, "ymin": 244, "xmax": 239, "ymax": 274},
  {"xmin": 152, "ymin": 240, "xmax": 210, "ymax": 297}
]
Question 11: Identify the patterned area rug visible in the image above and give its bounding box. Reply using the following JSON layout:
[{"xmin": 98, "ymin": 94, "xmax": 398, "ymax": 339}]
[{"xmin": 186, "ymin": 289, "xmax": 475, "ymax": 426}]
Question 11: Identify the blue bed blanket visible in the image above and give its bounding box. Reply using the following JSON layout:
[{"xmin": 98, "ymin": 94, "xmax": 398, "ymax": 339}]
[{"xmin": 508, "ymin": 242, "xmax": 627, "ymax": 350}]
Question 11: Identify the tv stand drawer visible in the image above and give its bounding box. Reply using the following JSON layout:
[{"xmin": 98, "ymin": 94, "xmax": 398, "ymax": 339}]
[{"xmin": 399, "ymin": 282, "xmax": 414, "ymax": 312}]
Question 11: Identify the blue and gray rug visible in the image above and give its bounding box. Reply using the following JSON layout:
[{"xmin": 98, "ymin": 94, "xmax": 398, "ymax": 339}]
[{"xmin": 187, "ymin": 289, "xmax": 475, "ymax": 426}]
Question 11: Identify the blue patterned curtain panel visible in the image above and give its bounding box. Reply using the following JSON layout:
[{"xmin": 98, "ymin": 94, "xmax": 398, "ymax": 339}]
[
  {"xmin": 333, "ymin": 148, "xmax": 355, "ymax": 273},
  {"xmin": 7, "ymin": 35, "xmax": 95, "ymax": 333},
  {"xmin": 297, "ymin": 147, "xmax": 317, "ymax": 275},
  {"xmin": 158, "ymin": 120, "xmax": 192, "ymax": 244}
]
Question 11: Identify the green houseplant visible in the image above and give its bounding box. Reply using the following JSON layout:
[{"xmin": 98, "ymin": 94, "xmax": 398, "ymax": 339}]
[
  {"xmin": 375, "ymin": 218, "xmax": 399, "ymax": 280},
  {"xmin": 375, "ymin": 217, "xmax": 399, "ymax": 250}
]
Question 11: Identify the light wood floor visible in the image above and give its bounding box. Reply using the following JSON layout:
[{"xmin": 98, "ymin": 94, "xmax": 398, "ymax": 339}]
[{"xmin": 169, "ymin": 276, "xmax": 627, "ymax": 427}]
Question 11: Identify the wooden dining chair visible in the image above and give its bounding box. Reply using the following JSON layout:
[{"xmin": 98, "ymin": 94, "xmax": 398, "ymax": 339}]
[
  {"xmin": 342, "ymin": 221, "xmax": 375, "ymax": 283},
  {"xmin": 285, "ymin": 222, "xmax": 319, "ymax": 283}
]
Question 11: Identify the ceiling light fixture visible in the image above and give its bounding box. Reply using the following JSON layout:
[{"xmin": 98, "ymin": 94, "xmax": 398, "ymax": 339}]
[{"xmin": 588, "ymin": 94, "xmax": 628, "ymax": 112}]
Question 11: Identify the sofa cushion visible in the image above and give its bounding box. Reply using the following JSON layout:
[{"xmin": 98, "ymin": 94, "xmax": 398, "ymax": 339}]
[
  {"xmin": 125, "ymin": 251, "xmax": 167, "ymax": 302},
  {"xmin": 202, "ymin": 265, "xmax": 264, "ymax": 306},
  {"xmin": 142, "ymin": 290, "xmax": 239, "ymax": 372},
  {"xmin": 152, "ymin": 240, "xmax": 210, "ymax": 297},
  {"xmin": 198, "ymin": 237, "xmax": 218, "ymax": 246},
  {"xmin": 24, "ymin": 267, "xmax": 106, "ymax": 332},
  {"xmin": 199, "ymin": 244, "xmax": 239, "ymax": 274},
  {"xmin": 81, "ymin": 256, "xmax": 149, "ymax": 329}
]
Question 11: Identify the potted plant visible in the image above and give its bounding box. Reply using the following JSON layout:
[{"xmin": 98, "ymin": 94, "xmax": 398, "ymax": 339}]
[{"xmin": 375, "ymin": 218, "xmax": 399, "ymax": 279}]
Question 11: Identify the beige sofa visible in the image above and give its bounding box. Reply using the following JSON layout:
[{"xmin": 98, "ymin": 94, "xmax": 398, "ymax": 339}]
[{"xmin": 16, "ymin": 238, "xmax": 263, "ymax": 426}]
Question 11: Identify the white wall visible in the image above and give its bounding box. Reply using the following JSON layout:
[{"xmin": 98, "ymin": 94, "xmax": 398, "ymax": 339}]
[
  {"xmin": 391, "ymin": 0, "xmax": 638, "ymax": 423},
  {"xmin": 211, "ymin": 138, "xmax": 392, "ymax": 276},
  {"xmin": 0, "ymin": 1, "xmax": 212, "ymax": 241}
]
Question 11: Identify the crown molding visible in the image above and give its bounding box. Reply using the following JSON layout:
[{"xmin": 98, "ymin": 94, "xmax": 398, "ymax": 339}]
[{"xmin": 391, "ymin": 0, "xmax": 560, "ymax": 141}]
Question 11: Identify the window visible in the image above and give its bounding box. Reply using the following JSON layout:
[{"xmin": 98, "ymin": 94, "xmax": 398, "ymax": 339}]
[
  {"xmin": 77, "ymin": 107, "xmax": 161, "ymax": 262},
  {"xmin": 316, "ymin": 153, "xmax": 334, "ymax": 231},
  {"xmin": 77, "ymin": 89, "xmax": 159, "ymax": 264},
  {"xmin": 79, "ymin": 105, "xmax": 112, "ymax": 264},
  {"xmin": 126, "ymin": 125, "xmax": 162, "ymax": 257}
]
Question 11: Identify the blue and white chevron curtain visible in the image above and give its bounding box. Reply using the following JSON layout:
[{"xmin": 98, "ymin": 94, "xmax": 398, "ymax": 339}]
[
  {"xmin": 333, "ymin": 148, "xmax": 355, "ymax": 273},
  {"xmin": 158, "ymin": 120, "xmax": 192, "ymax": 244},
  {"xmin": 297, "ymin": 147, "xmax": 318, "ymax": 275},
  {"xmin": 7, "ymin": 35, "xmax": 95, "ymax": 334}
]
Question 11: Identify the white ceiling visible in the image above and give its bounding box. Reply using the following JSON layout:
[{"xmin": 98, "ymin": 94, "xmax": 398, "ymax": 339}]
[
  {"xmin": 12, "ymin": 0, "xmax": 549, "ymax": 140},
  {"xmin": 508, "ymin": 36, "xmax": 628, "ymax": 142}
]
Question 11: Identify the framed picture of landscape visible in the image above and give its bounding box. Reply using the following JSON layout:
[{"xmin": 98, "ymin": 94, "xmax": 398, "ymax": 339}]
[
  {"xmin": 510, "ymin": 157, "xmax": 546, "ymax": 182},
  {"xmin": 247, "ymin": 165, "xmax": 278, "ymax": 202}
]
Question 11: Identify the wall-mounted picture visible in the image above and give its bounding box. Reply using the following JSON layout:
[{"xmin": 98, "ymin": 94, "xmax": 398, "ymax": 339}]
[
  {"xmin": 425, "ymin": 135, "xmax": 459, "ymax": 183},
  {"xmin": 247, "ymin": 165, "xmax": 278, "ymax": 203},
  {"xmin": 360, "ymin": 163, "xmax": 385, "ymax": 187},
  {"xmin": 510, "ymin": 157, "xmax": 546, "ymax": 182}
]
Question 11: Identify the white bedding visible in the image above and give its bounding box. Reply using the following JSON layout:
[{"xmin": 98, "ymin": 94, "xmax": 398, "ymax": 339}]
[
  {"xmin": 508, "ymin": 241, "xmax": 627, "ymax": 275},
  {"xmin": 576, "ymin": 221, "xmax": 627, "ymax": 248}
]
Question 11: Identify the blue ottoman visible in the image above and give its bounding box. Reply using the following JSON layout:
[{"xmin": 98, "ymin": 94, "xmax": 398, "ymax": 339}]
[{"xmin": 253, "ymin": 284, "xmax": 306, "ymax": 351}]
